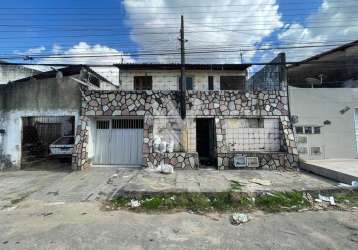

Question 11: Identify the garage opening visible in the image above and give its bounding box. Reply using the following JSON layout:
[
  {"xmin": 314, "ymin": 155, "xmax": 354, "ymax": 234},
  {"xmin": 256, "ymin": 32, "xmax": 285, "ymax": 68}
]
[
  {"xmin": 21, "ymin": 116, "xmax": 75, "ymax": 171},
  {"xmin": 93, "ymin": 118, "xmax": 144, "ymax": 166},
  {"xmin": 196, "ymin": 118, "xmax": 216, "ymax": 167}
]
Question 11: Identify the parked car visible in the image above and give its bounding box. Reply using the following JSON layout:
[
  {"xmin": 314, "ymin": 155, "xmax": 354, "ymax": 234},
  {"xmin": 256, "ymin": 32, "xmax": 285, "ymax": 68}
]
[{"xmin": 49, "ymin": 136, "xmax": 75, "ymax": 156}]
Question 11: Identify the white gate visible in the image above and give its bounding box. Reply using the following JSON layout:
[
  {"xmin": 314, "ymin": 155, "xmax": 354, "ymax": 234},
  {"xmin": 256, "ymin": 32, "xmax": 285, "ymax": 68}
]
[{"xmin": 94, "ymin": 118, "xmax": 144, "ymax": 166}]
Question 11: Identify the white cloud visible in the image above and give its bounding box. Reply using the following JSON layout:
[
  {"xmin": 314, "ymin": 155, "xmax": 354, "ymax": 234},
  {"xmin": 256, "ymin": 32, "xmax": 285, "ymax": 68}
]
[
  {"xmin": 14, "ymin": 46, "xmax": 46, "ymax": 56},
  {"xmin": 277, "ymin": 0, "xmax": 358, "ymax": 61},
  {"xmin": 123, "ymin": 0, "xmax": 283, "ymax": 63},
  {"xmin": 38, "ymin": 42, "xmax": 135, "ymax": 83}
]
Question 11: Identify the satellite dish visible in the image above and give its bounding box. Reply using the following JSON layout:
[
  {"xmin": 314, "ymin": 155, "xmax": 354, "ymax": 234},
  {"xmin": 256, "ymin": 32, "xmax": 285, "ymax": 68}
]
[{"xmin": 305, "ymin": 77, "xmax": 321, "ymax": 86}]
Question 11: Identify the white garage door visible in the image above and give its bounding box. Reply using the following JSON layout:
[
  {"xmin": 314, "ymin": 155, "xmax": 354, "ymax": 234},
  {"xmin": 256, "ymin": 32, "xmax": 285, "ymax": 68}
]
[{"xmin": 94, "ymin": 118, "xmax": 144, "ymax": 166}]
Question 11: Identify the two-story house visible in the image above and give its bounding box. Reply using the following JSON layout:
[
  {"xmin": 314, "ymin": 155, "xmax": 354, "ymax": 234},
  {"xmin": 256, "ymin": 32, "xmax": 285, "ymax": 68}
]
[{"xmin": 73, "ymin": 60, "xmax": 298, "ymax": 170}]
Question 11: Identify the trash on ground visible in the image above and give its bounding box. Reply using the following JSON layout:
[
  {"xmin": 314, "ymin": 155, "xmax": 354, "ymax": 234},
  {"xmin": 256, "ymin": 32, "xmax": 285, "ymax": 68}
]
[
  {"xmin": 337, "ymin": 183, "xmax": 351, "ymax": 188},
  {"xmin": 249, "ymin": 178, "xmax": 272, "ymax": 186},
  {"xmin": 350, "ymin": 232, "xmax": 358, "ymax": 242},
  {"xmin": 303, "ymin": 193, "xmax": 314, "ymax": 205},
  {"xmin": 318, "ymin": 194, "xmax": 336, "ymax": 206},
  {"xmin": 41, "ymin": 212, "xmax": 53, "ymax": 217},
  {"xmin": 230, "ymin": 213, "xmax": 250, "ymax": 226},
  {"xmin": 130, "ymin": 199, "xmax": 141, "ymax": 208},
  {"xmin": 151, "ymin": 163, "xmax": 175, "ymax": 174}
]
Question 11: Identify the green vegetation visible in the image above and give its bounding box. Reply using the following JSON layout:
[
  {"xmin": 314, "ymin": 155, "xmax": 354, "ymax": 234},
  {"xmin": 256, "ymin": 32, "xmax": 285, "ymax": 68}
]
[
  {"xmin": 230, "ymin": 180, "xmax": 243, "ymax": 192},
  {"xmin": 334, "ymin": 191, "xmax": 358, "ymax": 206},
  {"xmin": 108, "ymin": 180, "xmax": 358, "ymax": 214},
  {"xmin": 109, "ymin": 191, "xmax": 318, "ymax": 213},
  {"xmin": 255, "ymin": 192, "xmax": 309, "ymax": 212}
]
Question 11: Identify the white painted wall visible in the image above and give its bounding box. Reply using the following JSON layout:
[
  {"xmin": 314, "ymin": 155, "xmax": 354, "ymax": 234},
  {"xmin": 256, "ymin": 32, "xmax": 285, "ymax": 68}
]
[
  {"xmin": 289, "ymin": 87, "xmax": 358, "ymax": 160},
  {"xmin": 2, "ymin": 110, "xmax": 79, "ymax": 168},
  {"xmin": 118, "ymin": 69, "xmax": 246, "ymax": 90}
]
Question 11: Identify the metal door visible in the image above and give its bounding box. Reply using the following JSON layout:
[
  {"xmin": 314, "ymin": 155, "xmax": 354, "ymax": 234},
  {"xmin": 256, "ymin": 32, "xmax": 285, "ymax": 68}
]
[{"xmin": 94, "ymin": 119, "xmax": 143, "ymax": 166}]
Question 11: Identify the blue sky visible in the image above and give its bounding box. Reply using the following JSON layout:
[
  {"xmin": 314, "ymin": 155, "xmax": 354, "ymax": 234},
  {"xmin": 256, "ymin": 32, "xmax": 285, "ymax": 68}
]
[{"xmin": 0, "ymin": 0, "xmax": 357, "ymax": 65}]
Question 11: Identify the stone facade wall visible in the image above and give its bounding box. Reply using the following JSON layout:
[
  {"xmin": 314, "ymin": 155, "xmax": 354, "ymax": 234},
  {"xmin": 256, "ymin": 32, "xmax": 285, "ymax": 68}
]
[
  {"xmin": 144, "ymin": 152, "xmax": 199, "ymax": 169},
  {"xmin": 73, "ymin": 87, "xmax": 298, "ymax": 171},
  {"xmin": 217, "ymin": 151, "xmax": 298, "ymax": 170},
  {"xmin": 186, "ymin": 88, "xmax": 289, "ymax": 117}
]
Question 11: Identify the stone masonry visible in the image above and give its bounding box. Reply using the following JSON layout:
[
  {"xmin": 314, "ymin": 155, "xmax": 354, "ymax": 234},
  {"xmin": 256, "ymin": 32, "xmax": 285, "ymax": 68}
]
[{"xmin": 73, "ymin": 86, "xmax": 298, "ymax": 171}]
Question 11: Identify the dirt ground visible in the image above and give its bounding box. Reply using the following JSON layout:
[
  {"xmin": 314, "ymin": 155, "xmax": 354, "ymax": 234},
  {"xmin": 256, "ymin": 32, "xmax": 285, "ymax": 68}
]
[{"xmin": 0, "ymin": 201, "xmax": 357, "ymax": 250}]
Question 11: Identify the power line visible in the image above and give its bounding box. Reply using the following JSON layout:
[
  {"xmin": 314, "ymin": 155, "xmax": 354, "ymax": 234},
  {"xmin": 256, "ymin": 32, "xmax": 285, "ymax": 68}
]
[{"xmin": 0, "ymin": 43, "xmax": 354, "ymax": 60}]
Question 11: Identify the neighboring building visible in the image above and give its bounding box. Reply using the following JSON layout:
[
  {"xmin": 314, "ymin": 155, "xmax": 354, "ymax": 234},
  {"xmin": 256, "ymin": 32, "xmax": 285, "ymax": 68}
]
[
  {"xmin": 73, "ymin": 57, "xmax": 298, "ymax": 171},
  {"xmin": 289, "ymin": 87, "xmax": 358, "ymax": 160},
  {"xmin": 288, "ymin": 40, "xmax": 358, "ymax": 88},
  {"xmin": 0, "ymin": 61, "xmax": 40, "ymax": 85},
  {"xmin": 287, "ymin": 41, "xmax": 358, "ymax": 161},
  {"xmin": 0, "ymin": 65, "xmax": 115, "ymax": 170}
]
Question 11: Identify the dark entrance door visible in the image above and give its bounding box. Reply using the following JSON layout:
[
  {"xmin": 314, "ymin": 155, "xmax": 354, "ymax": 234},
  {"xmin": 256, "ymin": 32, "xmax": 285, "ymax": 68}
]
[{"xmin": 196, "ymin": 118, "xmax": 216, "ymax": 166}]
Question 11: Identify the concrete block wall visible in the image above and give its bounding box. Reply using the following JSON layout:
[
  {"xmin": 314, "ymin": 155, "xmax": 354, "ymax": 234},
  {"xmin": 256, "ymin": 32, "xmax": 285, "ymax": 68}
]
[{"xmin": 118, "ymin": 70, "xmax": 246, "ymax": 91}]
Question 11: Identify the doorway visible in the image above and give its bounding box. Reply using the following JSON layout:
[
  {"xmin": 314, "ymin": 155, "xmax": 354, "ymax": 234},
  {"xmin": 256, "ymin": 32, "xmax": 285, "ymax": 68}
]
[{"xmin": 196, "ymin": 118, "xmax": 216, "ymax": 167}]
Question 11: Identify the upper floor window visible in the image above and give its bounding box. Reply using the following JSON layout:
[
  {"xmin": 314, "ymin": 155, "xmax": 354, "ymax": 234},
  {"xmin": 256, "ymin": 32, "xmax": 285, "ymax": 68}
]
[
  {"xmin": 220, "ymin": 76, "xmax": 245, "ymax": 90},
  {"xmin": 134, "ymin": 76, "xmax": 152, "ymax": 90},
  {"xmin": 178, "ymin": 76, "xmax": 194, "ymax": 90},
  {"xmin": 208, "ymin": 76, "xmax": 214, "ymax": 90}
]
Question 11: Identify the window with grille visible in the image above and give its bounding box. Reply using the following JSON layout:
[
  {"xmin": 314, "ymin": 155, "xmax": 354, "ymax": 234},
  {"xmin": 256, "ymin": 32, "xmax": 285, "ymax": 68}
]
[
  {"xmin": 311, "ymin": 147, "xmax": 321, "ymax": 155},
  {"xmin": 96, "ymin": 120, "xmax": 110, "ymax": 129},
  {"xmin": 112, "ymin": 119, "xmax": 144, "ymax": 129},
  {"xmin": 134, "ymin": 76, "xmax": 152, "ymax": 90},
  {"xmin": 220, "ymin": 76, "xmax": 245, "ymax": 90}
]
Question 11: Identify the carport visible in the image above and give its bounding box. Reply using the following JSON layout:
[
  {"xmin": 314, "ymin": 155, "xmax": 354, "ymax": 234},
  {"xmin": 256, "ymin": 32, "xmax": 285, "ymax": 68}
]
[{"xmin": 21, "ymin": 116, "xmax": 75, "ymax": 170}]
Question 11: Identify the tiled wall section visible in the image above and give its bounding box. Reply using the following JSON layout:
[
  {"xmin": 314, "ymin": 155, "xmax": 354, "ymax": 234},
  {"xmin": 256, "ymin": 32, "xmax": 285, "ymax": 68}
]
[{"xmin": 225, "ymin": 118, "xmax": 281, "ymax": 152}]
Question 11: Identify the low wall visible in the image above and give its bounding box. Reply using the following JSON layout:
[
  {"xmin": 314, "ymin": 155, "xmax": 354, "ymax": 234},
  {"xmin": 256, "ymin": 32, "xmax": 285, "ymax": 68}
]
[
  {"xmin": 217, "ymin": 152, "xmax": 298, "ymax": 170},
  {"xmin": 144, "ymin": 152, "xmax": 199, "ymax": 169}
]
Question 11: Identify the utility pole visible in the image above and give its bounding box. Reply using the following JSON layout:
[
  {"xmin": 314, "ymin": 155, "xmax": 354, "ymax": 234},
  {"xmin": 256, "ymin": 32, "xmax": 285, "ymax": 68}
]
[{"xmin": 179, "ymin": 15, "xmax": 186, "ymax": 119}]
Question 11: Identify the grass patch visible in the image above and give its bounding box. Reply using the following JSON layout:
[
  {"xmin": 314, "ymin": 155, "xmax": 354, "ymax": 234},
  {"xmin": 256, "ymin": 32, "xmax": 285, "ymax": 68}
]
[
  {"xmin": 109, "ymin": 191, "xmax": 311, "ymax": 213},
  {"xmin": 230, "ymin": 180, "xmax": 242, "ymax": 192},
  {"xmin": 255, "ymin": 192, "xmax": 309, "ymax": 213},
  {"xmin": 109, "ymin": 190, "xmax": 358, "ymax": 214},
  {"xmin": 334, "ymin": 191, "xmax": 358, "ymax": 206}
]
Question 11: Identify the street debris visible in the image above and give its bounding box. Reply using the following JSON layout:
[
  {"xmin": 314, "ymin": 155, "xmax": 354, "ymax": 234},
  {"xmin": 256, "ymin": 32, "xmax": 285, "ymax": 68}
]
[
  {"xmin": 249, "ymin": 178, "xmax": 271, "ymax": 186},
  {"xmin": 350, "ymin": 232, "xmax": 358, "ymax": 242},
  {"xmin": 130, "ymin": 199, "xmax": 141, "ymax": 208},
  {"xmin": 337, "ymin": 183, "xmax": 351, "ymax": 188},
  {"xmin": 317, "ymin": 194, "xmax": 336, "ymax": 206},
  {"xmin": 41, "ymin": 212, "xmax": 54, "ymax": 217},
  {"xmin": 230, "ymin": 213, "xmax": 250, "ymax": 225}
]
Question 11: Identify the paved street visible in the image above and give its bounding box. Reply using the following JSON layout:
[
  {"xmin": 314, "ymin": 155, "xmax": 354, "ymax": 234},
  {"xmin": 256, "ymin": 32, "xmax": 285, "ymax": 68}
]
[
  {"xmin": 0, "ymin": 201, "xmax": 358, "ymax": 250},
  {"xmin": 1, "ymin": 169, "xmax": 356, "ymax": 249}
]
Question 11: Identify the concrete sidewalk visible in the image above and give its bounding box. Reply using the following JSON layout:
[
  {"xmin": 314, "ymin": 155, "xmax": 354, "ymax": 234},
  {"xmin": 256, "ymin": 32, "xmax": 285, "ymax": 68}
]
[
  {"xmin": 108, "ymin": 169, "xmax": 341, "ymax": 198},
  {"xmin": 0, "ymin": 168, "xmax": 345, "ymax": 209},
  {"xmin": 302, "ymin": 159, "xmax": 358, "ymax": 184}
]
